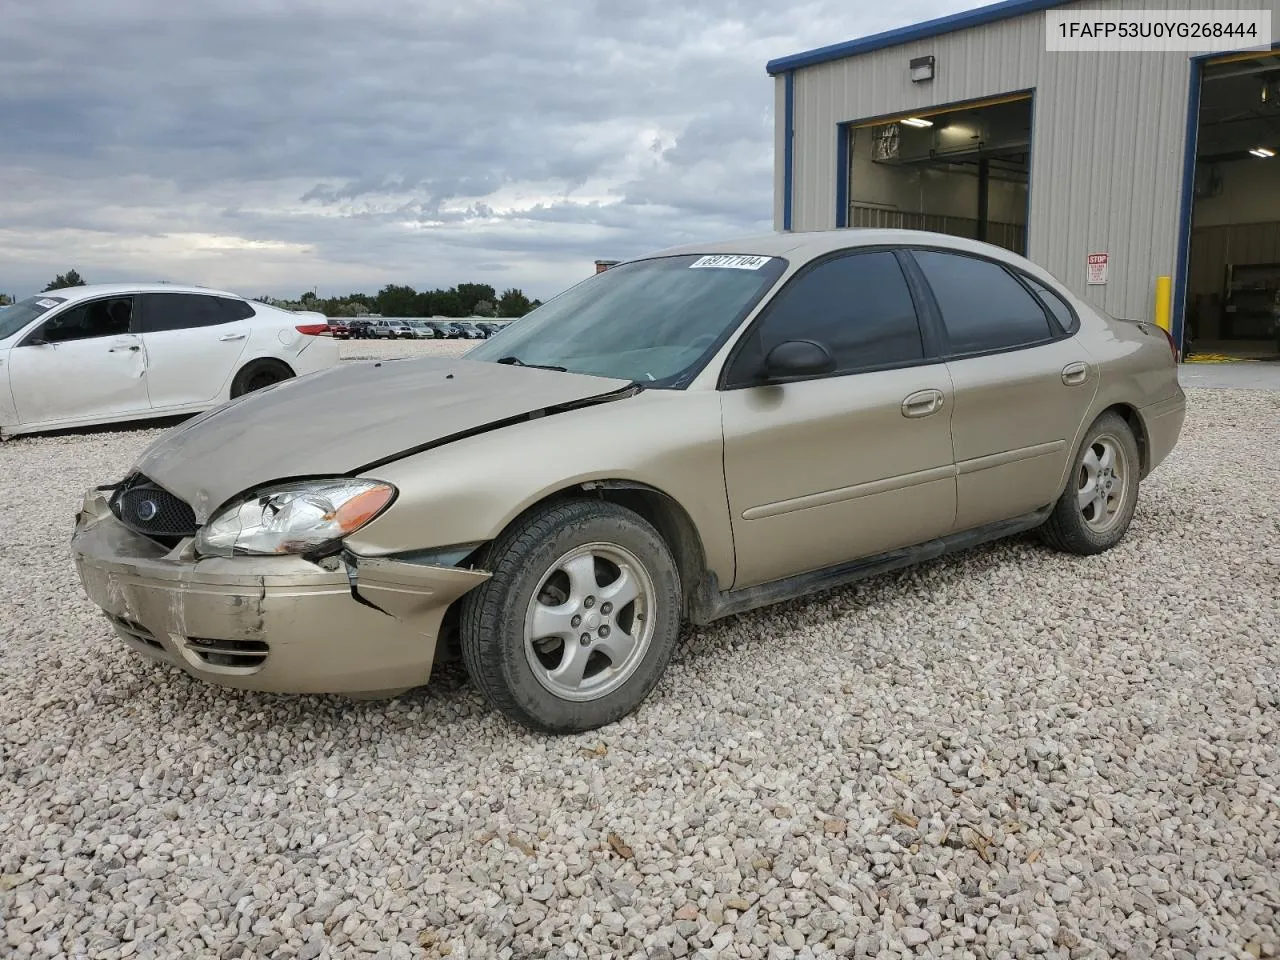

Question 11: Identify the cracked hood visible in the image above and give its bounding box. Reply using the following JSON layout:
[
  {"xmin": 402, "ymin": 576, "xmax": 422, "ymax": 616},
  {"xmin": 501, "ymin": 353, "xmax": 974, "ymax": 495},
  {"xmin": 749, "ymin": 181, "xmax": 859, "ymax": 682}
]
[{"xmin": 132, "ymin": 356, "xmax": 632, "ymax": 522}]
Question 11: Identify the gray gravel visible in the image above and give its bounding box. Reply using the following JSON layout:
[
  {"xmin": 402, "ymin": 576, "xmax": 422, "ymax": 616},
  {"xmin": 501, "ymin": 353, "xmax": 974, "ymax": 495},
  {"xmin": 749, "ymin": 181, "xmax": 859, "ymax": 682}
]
[{"xmin": 1, "ymin": 378, "xmax": 1277, "ymax": 960}]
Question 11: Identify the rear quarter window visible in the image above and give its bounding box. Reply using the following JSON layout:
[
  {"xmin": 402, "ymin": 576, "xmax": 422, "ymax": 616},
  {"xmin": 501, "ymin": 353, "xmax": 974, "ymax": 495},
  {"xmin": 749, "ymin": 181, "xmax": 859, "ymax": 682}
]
[{"xmin": 1022, "ymin": 276, "xmax": 1079, "ymax": 335}]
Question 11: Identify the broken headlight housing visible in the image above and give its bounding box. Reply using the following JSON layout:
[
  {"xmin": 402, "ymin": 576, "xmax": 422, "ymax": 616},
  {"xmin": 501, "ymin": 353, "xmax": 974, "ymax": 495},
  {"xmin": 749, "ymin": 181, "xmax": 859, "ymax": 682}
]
[{"xmin": 195, "ymin": 479, "xmax": 396, "ymax": 557}]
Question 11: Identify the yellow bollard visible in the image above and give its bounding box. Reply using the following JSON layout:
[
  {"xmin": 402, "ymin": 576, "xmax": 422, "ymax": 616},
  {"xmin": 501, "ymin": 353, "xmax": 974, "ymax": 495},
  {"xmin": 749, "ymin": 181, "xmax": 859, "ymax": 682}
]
[{"xmin": 1154, "ymin": 275, "xmax": 1172, "ymax": 334}]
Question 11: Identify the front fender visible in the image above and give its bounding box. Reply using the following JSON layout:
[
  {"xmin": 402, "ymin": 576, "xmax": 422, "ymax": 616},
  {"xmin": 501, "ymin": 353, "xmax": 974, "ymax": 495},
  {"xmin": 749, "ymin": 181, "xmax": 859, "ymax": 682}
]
[{"xmin": 342, "ymin": 389, "xmax": 734, "ymax": 583}]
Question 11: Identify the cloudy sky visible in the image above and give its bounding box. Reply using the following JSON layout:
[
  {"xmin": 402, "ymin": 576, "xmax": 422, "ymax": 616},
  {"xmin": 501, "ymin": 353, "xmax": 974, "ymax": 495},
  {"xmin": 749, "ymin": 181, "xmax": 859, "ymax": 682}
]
[{"xmin": 1, "ymin": 0, "xmax": 974, "ymax": 302}]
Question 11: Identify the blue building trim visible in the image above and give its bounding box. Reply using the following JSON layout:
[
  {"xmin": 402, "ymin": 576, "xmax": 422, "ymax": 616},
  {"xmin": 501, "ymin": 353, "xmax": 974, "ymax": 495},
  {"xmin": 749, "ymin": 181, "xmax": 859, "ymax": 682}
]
[
  {"xmin": 766, "ymin": 0, "xmax": 1073, "ymax": 75},
  {"xmin": 1172, "ymin": 56, "xmax": 1204, "ymax": 355},
  {"xmin": 783, "ymin": 71, "xmax": 795, "ymax": 231},
  {"xmin": 835, "ymin": 122, "xmax": 850, "ymax": 228}
]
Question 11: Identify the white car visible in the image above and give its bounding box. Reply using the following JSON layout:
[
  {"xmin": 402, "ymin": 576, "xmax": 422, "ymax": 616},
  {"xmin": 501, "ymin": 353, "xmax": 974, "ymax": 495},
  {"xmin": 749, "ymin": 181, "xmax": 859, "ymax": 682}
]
[{"xmin": 0, "ymin": 283, "xmax": 339, "ymax": 438}]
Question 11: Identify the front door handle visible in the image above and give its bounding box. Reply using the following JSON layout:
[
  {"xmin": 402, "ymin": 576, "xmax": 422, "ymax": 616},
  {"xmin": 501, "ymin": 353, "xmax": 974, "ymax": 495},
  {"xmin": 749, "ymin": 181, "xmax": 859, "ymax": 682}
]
[
  {"xmin": 219, "ymin": 332, "xmax": 248, "ymax": 341},
  {"xmin": 1061, "ymin": 361, "xmax": 1089, "ymax": 386},
  {"xmin": 901, "ymin": 389, "xmax": 944, "ymax": 419},
  {"xmin": 109, "ymin": 344, "xmax": 140, "ymax": 353}
]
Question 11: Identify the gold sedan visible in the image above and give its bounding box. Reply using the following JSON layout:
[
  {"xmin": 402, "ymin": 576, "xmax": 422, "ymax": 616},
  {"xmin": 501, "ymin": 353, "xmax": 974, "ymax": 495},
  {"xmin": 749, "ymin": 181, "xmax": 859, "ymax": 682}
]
[{"xmin": 72, "ymin": 230, "xmax": 1185, "ymax": 732}]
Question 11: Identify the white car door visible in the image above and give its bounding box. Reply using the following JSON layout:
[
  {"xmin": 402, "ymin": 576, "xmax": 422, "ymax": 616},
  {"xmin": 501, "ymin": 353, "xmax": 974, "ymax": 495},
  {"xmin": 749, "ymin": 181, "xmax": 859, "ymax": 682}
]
[
  {"xmin": 138, "ymin": 292, "xmax": 252, "ymax": 409},
  {"xmin": 7, "ymin": 295, "xmax": 150, "ymax": 426}
]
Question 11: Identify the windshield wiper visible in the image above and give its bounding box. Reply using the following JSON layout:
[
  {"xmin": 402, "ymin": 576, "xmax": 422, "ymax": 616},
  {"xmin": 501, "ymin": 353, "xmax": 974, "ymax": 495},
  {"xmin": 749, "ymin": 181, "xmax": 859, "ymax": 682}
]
[{"xmin": 494, "ymin": 355, "xmax": 567, "ymax": 372}]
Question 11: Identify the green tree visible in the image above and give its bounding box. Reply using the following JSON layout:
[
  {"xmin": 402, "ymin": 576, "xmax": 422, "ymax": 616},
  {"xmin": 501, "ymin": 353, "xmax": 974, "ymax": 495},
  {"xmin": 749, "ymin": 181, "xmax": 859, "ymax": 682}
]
[
  {"xmin": 374, "ymin": 284, "xmax": 419, "ymax": 317},
  {"xmin": 433, "ymin": 289, "xmax": 463, "ymax": 317},
  {"xmin": 498, "ymin": 288, "xmax": 533, "ymax": 318},
  {"xmin": 44, "ymin": 269, "xmax": 86, "ymax": 291},
  {"xmin": 456, "ymin": 283, "xmax": 497, "ymax": 316},
  {"xmin": 473, "ymin": 299, "xmax": 497, "ymax": 318}
]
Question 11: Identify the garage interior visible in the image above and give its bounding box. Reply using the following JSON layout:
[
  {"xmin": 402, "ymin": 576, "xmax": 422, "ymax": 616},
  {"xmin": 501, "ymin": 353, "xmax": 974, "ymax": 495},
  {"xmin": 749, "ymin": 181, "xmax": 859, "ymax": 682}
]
[
  {"xmin": 844, "ymin": 96, "xmax": 1032, "ymax": 256},
  {"xmin": 1186, "ymin": 51, "xmax": 1280, "ymax": 358}
]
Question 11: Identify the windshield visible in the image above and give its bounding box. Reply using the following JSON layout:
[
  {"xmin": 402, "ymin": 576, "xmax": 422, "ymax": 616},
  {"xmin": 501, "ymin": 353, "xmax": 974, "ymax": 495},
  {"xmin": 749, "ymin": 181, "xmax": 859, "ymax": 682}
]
[
  {"xmin": 468, "ymin": 254, "xmax": 786, "ymax": 386},
  {"xmin": 0, "ymin": 295, "xmax": 68, "ymax": 341}
]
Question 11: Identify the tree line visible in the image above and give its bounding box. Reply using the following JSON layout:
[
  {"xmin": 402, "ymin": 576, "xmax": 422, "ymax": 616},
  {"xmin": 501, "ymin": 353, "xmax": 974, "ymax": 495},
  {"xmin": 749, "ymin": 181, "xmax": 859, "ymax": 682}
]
[
  {"xmin": 2, "ymin": 271, "xmax": 541, "ymax": 319},
  {"xmin": 267, "ymin": 283, "xmax": 541, "ymax": 319}
]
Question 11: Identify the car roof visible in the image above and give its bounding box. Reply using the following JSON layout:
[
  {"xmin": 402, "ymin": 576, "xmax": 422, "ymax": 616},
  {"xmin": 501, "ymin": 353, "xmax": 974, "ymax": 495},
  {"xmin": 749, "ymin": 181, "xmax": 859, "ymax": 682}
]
[
  {"xmin": 30, "ymin": 282, "xmax": 248, "ymax": 303},
  {"xmin": 642, "ymin": 229, "xmax": 1034, "ymax": 267}
]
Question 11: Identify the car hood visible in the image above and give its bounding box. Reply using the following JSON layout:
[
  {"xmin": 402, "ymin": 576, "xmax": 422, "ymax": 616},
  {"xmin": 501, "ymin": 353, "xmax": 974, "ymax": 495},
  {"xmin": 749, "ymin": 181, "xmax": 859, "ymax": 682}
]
[{"xmin": 132, "ymin": 357, "xmax": 633, "ymax": 522}]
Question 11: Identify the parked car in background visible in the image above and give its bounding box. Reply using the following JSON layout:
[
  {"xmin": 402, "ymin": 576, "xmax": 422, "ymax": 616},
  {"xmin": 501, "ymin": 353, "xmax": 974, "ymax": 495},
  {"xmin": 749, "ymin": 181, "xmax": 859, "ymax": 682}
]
[
  {"xmin": 347, "ymin": 319, "xmax": 374, "ymax": 339},
  {"xmin": 330, "ymin": 319, "xmax": 352, "ymax": 340},
  {"xmin": 405, "ymin": 320, "xmax": 433, "ymax": 339},
  {"xmin": 371, "ymin": 319, "xmax": 413, "ymax": 339},
  {"xmin": 476, "ymin": 321, "xmax": 503, "ymax": 338},
  {"xmin": 458, "ymin": 321, "xmax": 487, "ymax": 340},
  {"xmin": 0, "ymin": 283, "xmax": 339, "ymax": 438},
  {"xmin": 69, "ymin": 231, "xmax": 1184, "ymax": 733}
]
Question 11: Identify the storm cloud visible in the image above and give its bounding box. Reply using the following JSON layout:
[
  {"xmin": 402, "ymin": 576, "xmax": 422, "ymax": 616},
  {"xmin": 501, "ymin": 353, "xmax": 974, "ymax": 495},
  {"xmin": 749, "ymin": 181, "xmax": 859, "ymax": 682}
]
[{"xmin": 0, "ymin": 0, "xmax": 971, "ymax": 300}]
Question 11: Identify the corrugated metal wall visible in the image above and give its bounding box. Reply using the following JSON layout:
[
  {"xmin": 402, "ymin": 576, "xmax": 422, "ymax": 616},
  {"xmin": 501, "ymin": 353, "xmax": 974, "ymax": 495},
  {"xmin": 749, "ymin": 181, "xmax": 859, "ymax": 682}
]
[{"xmin": 775, "ymin": 0, "xmax": 1280, "ymax": 322}]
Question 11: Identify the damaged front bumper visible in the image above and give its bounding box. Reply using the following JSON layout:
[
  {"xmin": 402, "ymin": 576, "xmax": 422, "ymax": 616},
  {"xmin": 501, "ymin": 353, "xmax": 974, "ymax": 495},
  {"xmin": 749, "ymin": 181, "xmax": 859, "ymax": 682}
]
[{"xmin": 70, "ymin": 489, "xmax": 490, "ymax": 696}]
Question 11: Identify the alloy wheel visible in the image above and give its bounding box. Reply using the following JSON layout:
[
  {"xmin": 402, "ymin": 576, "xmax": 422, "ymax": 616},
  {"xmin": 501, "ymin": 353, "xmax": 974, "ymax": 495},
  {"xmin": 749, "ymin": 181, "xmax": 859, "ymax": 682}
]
[
  {"xmin": 1077, "ymin": 434, "xmax": 1129, "ymax": 532},
  {"xmin": 523, "ymin": 542, "xmax": 655, "ymax": 702}
]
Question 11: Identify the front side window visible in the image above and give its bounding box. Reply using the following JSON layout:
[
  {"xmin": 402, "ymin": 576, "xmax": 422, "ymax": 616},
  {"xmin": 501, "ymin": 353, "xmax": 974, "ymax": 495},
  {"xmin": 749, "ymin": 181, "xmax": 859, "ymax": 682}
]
[
  {"xmin": 468, "ymin": 254, "xmax": 787, "ymax": 386},
  {"xmin": 142, "ymin": 293, "xmax": 235, "ymax": 333},
  {"xmin": 912, "ymin": 250, "xmax": 1053, "ymax": 354},
  {"xmin": 0, "ymin": 295, "xmax": 67, "ymax": 341},
  {"xmin": 727, "ymin": 250, "xmax": 924, "ymax": 385},
  {"xmin": 33, "ymin": 297, "xmax": 134, "ymax": 344}
]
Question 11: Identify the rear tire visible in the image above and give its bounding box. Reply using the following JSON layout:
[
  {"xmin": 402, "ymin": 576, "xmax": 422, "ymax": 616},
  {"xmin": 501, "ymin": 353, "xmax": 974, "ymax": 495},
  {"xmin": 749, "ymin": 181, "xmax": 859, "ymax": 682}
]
[
  {"xmin": 230, "ymin": 358, "xmax": 294, "ymax": 398},
  {"xmin": 459, "ymin": 499, "xmax": 682, "ymax": 733},
  {"xmin": 1039, "ymin": 412, "xmax": 1141, "ymax": 555}
]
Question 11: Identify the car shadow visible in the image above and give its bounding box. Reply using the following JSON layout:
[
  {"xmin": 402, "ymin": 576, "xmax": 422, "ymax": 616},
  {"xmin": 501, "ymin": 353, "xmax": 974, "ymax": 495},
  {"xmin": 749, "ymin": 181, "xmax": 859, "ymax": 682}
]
[{"xmin": 4, "ymin": 414, "xmax": 195, "ymax": 442}]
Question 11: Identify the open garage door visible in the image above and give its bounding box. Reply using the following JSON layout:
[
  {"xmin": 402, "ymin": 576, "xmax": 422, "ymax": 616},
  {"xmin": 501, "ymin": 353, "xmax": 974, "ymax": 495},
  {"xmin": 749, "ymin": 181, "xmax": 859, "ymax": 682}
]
[
  {"xmin": 1186, "ymin": 50, "xmax": 1280, "ymax": 360},
  {"xmin": 843, "ymin": 94, "xmax": 1032, "ymax": 255}
]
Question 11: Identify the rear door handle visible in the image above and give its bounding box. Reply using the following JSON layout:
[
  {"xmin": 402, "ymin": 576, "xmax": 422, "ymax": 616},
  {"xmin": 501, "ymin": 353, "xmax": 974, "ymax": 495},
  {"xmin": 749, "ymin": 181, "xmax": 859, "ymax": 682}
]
[
  {"xmin": 1061, "ymin": 361, "xmax": 1089, "ymax": 386},
  {"xmin": 901, "ymin": 389, "xmax": 945, "ymax": 419},
  {"xmin": 219, "ymin": 332, "xmax": 248, "ymax": 341},
  {"xmin": 109, "ymin": 342, "xmax": 140, "ymax": 353}
]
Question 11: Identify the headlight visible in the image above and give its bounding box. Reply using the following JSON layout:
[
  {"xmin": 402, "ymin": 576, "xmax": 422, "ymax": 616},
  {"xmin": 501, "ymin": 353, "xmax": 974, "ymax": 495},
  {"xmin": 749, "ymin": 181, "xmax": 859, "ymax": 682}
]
[{"xmin": 195, "ymin": 479, "xmax": 396, "ymax": 557}]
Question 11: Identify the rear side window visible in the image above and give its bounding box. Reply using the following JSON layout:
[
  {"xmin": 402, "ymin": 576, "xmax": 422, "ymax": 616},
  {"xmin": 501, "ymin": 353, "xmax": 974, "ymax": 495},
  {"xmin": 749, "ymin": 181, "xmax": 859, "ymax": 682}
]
[
  {"xmin": 218, "ymin": 297, "xmax": 255, "ymax": 321},
  {"xmin": 738, "ymin": 250, "xmax": 924, "ymax": 381},
  {"xmin": 142, "ymin": 293, "xmax": 236, "ymax": 332},
  {"xmin": 913, "ymin": 251, "xmax": 1053, "ymax": 354},
  {"xmin": 1023, "ymin": 276, "xmax": 1077, "ymax": 334}
]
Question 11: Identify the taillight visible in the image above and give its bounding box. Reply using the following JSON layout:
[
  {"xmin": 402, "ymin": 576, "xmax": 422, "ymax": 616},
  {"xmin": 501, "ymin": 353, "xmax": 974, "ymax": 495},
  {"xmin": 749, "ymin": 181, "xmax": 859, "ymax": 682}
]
[
  {"xmin": 1157, "ymin": 323, "xmax": 1178, "ymax": 362},
  {"xmin": 295, "ymin": 323, "xmax": 329, "ymax": 336}
]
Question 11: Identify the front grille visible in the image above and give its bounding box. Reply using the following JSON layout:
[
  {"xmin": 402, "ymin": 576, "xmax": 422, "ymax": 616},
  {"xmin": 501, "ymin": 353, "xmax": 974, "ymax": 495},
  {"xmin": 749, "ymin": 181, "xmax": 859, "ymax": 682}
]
[
  {"xmin": 106, "ymin": 613, "xmax": 164, "ymax": 650},
  {"xmin": 110, "ymin": 474, "xmax": 197, "ymax": 545},
  {"xmin": 184, "ymin": 637, "xmax": 269, "ymax": 670}
]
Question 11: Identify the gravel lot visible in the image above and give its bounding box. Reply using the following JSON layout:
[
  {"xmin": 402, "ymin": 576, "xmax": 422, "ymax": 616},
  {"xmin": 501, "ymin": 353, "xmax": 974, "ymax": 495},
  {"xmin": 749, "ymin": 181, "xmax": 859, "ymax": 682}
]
[{"xmin": 1, "ymin": 353, "xmax": 1277, "ymax": 959}]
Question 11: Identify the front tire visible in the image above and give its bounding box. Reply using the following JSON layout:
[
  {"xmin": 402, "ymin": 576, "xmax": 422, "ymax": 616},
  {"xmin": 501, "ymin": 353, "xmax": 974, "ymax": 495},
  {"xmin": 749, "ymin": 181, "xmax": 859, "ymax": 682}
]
[
  {"xmin": 1040, "ymin": 412, "xmax": 1141, "ymax": 555},
  {"xmin": 459, "ymin": 499, "xmax": 682, "ymax": 733}
]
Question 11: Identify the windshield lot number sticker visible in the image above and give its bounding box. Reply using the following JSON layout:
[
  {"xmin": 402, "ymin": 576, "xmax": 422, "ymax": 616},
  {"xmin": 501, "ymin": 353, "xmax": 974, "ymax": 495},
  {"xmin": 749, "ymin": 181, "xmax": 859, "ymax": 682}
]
[
  {"xmin": 36, "ymin": 298, "xmax": 60, "ymax": 308},
  {"xmin": 690, "ymin": 255, "xmax": 771, "ymax": 270}
]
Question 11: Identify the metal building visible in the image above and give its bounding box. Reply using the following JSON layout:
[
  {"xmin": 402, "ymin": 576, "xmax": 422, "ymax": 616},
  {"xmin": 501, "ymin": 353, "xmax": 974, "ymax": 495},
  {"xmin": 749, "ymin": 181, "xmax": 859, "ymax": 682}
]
[{"xmin": 768, "ymin": 0, "xmax": 1280, "ymax": 355}]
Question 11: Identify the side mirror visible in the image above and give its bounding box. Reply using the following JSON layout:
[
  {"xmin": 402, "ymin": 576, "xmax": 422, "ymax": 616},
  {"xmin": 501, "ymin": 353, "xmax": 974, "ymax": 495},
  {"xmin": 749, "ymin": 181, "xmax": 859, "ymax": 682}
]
[{"xmin": 763, "ymin": 339, "xmax": 835, "ymax": 382}]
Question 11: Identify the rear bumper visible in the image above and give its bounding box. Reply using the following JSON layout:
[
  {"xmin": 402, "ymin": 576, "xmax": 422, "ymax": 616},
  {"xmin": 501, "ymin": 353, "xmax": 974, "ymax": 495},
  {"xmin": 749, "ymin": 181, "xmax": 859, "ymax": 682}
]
[
  {"xmin": 1141, "ymin": 390, "xmax": 1186, "ymax": 476},
  {"xmin": 70, "ymin": 490, "xmax": 489, "ymax": 695}
]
